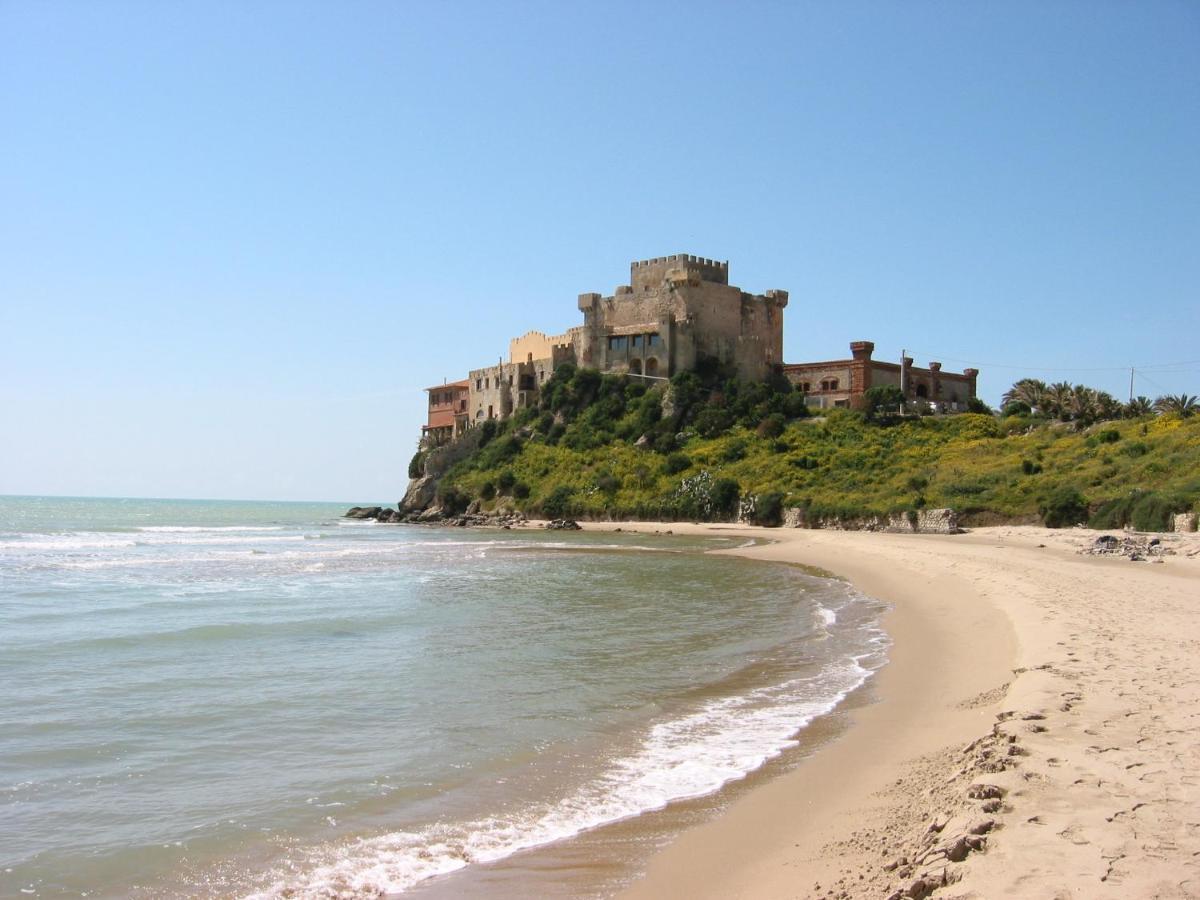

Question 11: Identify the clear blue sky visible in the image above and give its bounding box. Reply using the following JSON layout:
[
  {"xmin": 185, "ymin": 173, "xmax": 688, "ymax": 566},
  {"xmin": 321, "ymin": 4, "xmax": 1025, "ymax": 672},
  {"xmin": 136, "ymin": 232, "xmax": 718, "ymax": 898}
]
[{"xmin": 2, "ymin": 1, "xmax": 1197, "ymax": 502}]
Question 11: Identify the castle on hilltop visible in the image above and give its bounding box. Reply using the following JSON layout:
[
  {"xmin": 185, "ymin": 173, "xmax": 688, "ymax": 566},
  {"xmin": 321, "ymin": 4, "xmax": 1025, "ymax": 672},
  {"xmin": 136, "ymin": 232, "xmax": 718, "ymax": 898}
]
[{"xmin": 422, "ymin": 254, "xmax": 978, "ymax": 444}]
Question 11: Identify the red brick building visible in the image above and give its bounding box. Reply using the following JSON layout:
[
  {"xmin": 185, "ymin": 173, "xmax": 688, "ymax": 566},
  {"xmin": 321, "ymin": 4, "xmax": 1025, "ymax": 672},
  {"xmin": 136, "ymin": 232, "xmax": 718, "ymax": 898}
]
[
  {"xmin": 783, "ymin": 341, "xmax": 978, "ymax": 412},
  {"xmin": 422, "ymin": 380, "xmax": 470, "ymax": 444}
]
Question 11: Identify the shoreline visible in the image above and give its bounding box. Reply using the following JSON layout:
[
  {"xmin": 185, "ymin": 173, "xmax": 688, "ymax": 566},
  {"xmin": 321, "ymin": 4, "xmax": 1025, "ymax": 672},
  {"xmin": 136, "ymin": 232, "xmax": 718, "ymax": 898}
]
[{"xmin": 580, "ymin": 522, "xmax": 1200, "ymax": 899}]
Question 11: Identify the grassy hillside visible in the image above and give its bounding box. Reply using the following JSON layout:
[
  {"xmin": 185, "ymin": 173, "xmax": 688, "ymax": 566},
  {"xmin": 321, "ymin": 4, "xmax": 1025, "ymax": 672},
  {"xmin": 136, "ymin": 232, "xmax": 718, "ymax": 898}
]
[{"xmin": 420, "ymin": 364, "xmax": 1200, "ymax": 530}]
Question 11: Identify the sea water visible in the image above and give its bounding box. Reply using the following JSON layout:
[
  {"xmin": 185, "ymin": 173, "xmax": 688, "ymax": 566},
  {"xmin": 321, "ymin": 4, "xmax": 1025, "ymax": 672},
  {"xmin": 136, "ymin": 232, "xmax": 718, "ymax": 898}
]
[{"xmin": 0, "ymin": 496, "xmax": 887, "ymax": 898}]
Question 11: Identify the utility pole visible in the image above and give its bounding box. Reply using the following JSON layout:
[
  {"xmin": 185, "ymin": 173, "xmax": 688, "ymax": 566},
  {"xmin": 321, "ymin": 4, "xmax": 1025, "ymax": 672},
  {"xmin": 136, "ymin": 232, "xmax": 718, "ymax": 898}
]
[
  {"xmin": 1129, "ymin": 367, "xmax": 1135, "ymax": 403},
  {"xmin": 900, "ymin": 348, "xmax": 906, "ymax": 396}
]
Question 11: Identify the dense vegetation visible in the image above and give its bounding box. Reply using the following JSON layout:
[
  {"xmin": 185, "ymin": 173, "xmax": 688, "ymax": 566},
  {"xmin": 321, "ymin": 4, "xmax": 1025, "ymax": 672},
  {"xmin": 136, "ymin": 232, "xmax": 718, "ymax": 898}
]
[{"xmin": 419, "ymin": 362, "xmax": 1200, "ymax": 531}]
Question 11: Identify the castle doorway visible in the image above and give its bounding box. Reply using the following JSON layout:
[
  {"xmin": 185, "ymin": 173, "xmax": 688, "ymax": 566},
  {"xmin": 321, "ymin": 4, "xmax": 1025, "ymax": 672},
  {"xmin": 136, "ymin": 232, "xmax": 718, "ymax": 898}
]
[
  {"xmin": 645, "ymin": 358, "xmax": 659, "ymax": 377},
  {"xmin": 915, "ymin": 384, "xmax": 928, "ymax": 399},
  {"xmin": 629, "ymin": 359, "xmax": 642, "ymax": 375}
]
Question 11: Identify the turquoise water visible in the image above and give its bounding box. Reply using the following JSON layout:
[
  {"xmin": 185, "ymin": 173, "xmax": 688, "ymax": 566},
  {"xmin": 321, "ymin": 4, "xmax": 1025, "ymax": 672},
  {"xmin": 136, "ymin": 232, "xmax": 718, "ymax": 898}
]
[{"xmin": 0, "ymin": 496, "xmax": 886, "ymax": 898}]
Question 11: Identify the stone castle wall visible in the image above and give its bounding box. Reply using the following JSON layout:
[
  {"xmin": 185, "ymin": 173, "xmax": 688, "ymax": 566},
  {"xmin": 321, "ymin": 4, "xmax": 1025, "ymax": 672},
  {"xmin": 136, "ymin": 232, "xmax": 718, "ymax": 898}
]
[{"xmin": 575, "ymin": 255, "xmax": 786, "ymax": 381}]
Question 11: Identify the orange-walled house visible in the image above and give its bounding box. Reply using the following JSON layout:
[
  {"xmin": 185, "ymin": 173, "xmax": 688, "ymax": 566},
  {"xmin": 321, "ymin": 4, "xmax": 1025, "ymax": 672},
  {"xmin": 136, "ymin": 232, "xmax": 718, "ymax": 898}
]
[{"xmin": 422, "ymin": 380, "xmax": 470, "ymax": 444}]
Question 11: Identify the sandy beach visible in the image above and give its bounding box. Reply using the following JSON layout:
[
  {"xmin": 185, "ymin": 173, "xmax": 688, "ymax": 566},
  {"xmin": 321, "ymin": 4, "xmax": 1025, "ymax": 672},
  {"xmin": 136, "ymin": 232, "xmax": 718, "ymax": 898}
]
[{"xmin": 581, "ymin": 522, "xmax": 1200, "ymax": 900}]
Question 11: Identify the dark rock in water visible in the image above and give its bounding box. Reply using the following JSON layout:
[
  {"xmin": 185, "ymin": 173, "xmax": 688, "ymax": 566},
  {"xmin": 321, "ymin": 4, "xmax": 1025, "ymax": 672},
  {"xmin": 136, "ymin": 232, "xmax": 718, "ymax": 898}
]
[
  {"xmin": 545, "ymin": 519, "xmax": 582, "ymax": 531},
  {"xmin": 344, "ymin": 506, "xmax": 404, "ymax": 522}
]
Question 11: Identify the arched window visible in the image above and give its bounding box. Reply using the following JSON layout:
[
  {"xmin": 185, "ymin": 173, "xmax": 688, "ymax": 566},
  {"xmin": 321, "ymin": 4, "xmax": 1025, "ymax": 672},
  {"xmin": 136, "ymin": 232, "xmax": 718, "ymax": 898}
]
[
  {"xmin": 646, "ymin": 358, "xmax": 659, "ymax": 376},
  {"xmin": 916, "ymin": 384, "xmax": 928, "ymax": 399}
]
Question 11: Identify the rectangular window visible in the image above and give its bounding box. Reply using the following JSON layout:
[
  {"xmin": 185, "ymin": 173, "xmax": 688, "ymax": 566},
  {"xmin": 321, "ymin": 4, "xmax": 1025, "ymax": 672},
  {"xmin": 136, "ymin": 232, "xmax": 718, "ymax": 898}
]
[
  {"xmin": 607, "ymin": 336, "xmax": 628, "ymax": 351},
  {"xmin": 647, "ymin": 333, "xmax": 661, "ymax": 347},
  {"xmin": 475, "ymin": 379, "xmax": 482, "ymax": 391},
  {"xmin": 631, "ymin": 334, "xmax": 642, "ymax": 349}
]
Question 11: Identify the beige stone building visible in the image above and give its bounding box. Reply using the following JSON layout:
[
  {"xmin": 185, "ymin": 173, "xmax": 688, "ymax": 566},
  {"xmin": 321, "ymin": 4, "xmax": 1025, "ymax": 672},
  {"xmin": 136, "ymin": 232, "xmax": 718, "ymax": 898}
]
[
  {"xmin": 467, "ymin": 331, "xmax": 578, "ymax": 423},
  {"xmin": 420, "ymin": 254, "xmax": 980, "ymax": 442},
  {"xmin": 575, "ymin": 255, "xmax": 788, "ymax": 382},
  {"xmin": 454, "ymin": 254, "xmax": 787, "ymax": 428}
]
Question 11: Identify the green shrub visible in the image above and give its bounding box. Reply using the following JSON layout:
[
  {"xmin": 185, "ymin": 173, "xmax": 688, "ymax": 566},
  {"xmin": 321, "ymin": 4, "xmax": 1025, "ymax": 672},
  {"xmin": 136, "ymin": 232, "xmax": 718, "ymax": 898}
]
[
  {"xmin": 653, "ymin": 430, "xmax": 677, "ymax": 454},
  {"xmin": 596, "ymin": 473, "xmax": 620, "ymax": 494},
  {"xmin": 752, "ymin": 492, "xmax": 785, "ymax": 527},
  {"xmin": 477, "ymin": 418, "xmax": 498, "ymax": 447},
  {"xmin": 722, "ymin": 439, "xmax": 748, "ymax": 462},
  {"xmin": 541, "ymin": 485, "xmax": 576, "ymax": 519},
  {"xmin": 1119, "ymin": 441, "xmax": 1149, "ymax": 458},
  {"xmin": 863, "ymin": 385, "xmax": 904, "ymax": 421},
  {"xmin": 437, "ymin": 483, "xmax": 470, "ymax": 515},
  {"xmin": 1086, "ymin": 429, "xmax": 1120, "ymax": 447},
  {"xmin": 512, "ymin": 482, "xmax": 531, "ymax": 500},
  {"xmin": 711, "ymin": 478, "xmax": 740, "ymax": 519},
  {"xmin": 479, "ymin": 481, "xmax": 496, "ymax": 501},
  {"xmin": 1002, "ymin": 401, "xmax": 1032, "ymax": 417},
  {"xmin": 408, "ymin": 450, "xmax": 426, "ymax": 479},
  {"xmin": 1130, "ymin": 493, "xmax": 1184, "ymax": 532},
  {"xmin": 476, "ymin": 435, "xmax": 523, "ymax": 469},
  {"xmin": 756, "ymin": 413, "xmax": 786, "ymax": 439},
  {"xmin": 1038, "ymin": 488, "xmax": 1088, "ymax": 528},
  {"xmin": 1021, "ymin": 459, "xmax": 1043, "ymax": 475},
  {"xmin": 497, "ymin": 470, "xmax": 516, "ymax": 492},
  {"xmin": 906, "ymin": 475, "xmax": 929, "ymax": 492},
  {"xmin": 1089, "ymin": 492, "xmax": 1140, "ymax": 530},
  {"xmin": 694, "ymin": 407, "xmax": 734, "ymax": 439},
  {"xmin": 664, "ymin": 452, "xmax": 691, "ymax": 475}
]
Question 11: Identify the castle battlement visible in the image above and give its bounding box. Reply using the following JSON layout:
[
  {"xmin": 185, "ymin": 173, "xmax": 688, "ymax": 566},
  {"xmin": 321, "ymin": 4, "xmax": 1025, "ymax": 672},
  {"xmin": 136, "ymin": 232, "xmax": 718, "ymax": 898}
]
[{"xmin": 630, "ymin": 254, "xmax": 729, "ymax": 289}]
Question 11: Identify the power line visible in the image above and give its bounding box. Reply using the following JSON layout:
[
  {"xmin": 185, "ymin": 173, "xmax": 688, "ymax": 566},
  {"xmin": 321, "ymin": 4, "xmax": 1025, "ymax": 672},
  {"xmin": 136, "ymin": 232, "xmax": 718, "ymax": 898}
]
[
  {"xmin": 1133, "ymin": 371, "xmax": 1185, "ymax": 397},
  {"xmin": 904, "ymin": 350, "xmax": 1200, "ymax": 374}
]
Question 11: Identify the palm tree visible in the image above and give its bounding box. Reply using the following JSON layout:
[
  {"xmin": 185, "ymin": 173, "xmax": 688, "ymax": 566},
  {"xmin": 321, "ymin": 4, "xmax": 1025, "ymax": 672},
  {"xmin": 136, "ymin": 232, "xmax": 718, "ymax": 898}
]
[
  {"xmin": 1124, "ymin": 396, "xmax": 1154, "ymax": 418},
  {"xmin": 1043, "ymin": 382, "xmax": 1074, "ymax": 421},
  {"xmin": 1154, "ymin": 394, "xmax": 1198, "ymax": 418},
  {"xmin": 1094, "ymin": 391, "xmax": 1122, "ymax": 422},
  {"xmin": 1002, "ymin": 378, "xmax": 1047, "ymax": 413},
  {"xmin": 1068, "ymin": 384, "xmax": 1098, "ymax": 423}
]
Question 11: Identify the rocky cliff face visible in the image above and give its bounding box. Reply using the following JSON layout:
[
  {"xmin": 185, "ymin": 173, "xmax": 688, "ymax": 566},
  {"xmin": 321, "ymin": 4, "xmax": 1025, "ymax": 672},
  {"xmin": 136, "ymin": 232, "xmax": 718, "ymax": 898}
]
[
  {"xmin": 779, "ymin": 506, "xmax": 962, "ymax": 534},
  {"xmin": 399, "ymin": 429, "xmax": 485, "ymax": 517}
]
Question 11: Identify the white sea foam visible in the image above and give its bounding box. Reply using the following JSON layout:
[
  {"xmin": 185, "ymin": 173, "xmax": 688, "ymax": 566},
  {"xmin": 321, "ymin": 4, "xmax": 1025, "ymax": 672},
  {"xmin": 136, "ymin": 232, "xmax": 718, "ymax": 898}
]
[
  {"xmin": 253, "ymin": 654, "xmax": 880, "ymax": 898},
  {"xmin": 136, "ymin": 526, "xmax": 286, "ymax": 533},
  {"xmin": 2, "ymin": 534, "xmax": 140, "ymax": 551},
  {"xmin": 817, "ymin": 604, "xmax": 837, "ymax": 627}
]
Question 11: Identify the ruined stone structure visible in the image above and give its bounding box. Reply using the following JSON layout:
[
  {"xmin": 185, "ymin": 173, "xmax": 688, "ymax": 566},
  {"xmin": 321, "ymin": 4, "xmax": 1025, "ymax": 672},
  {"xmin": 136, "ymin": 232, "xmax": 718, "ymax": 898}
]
[
  {"xmin": 575, "ymin": 255, "xmax": 788, "ymax": 382},
  {"xmin": 466, "ymin": 330, "xmax": 579, "ymax": 424},
  {"xmin": 782, "ymin": 341, "xmax": 978, "ymax": 412}
]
